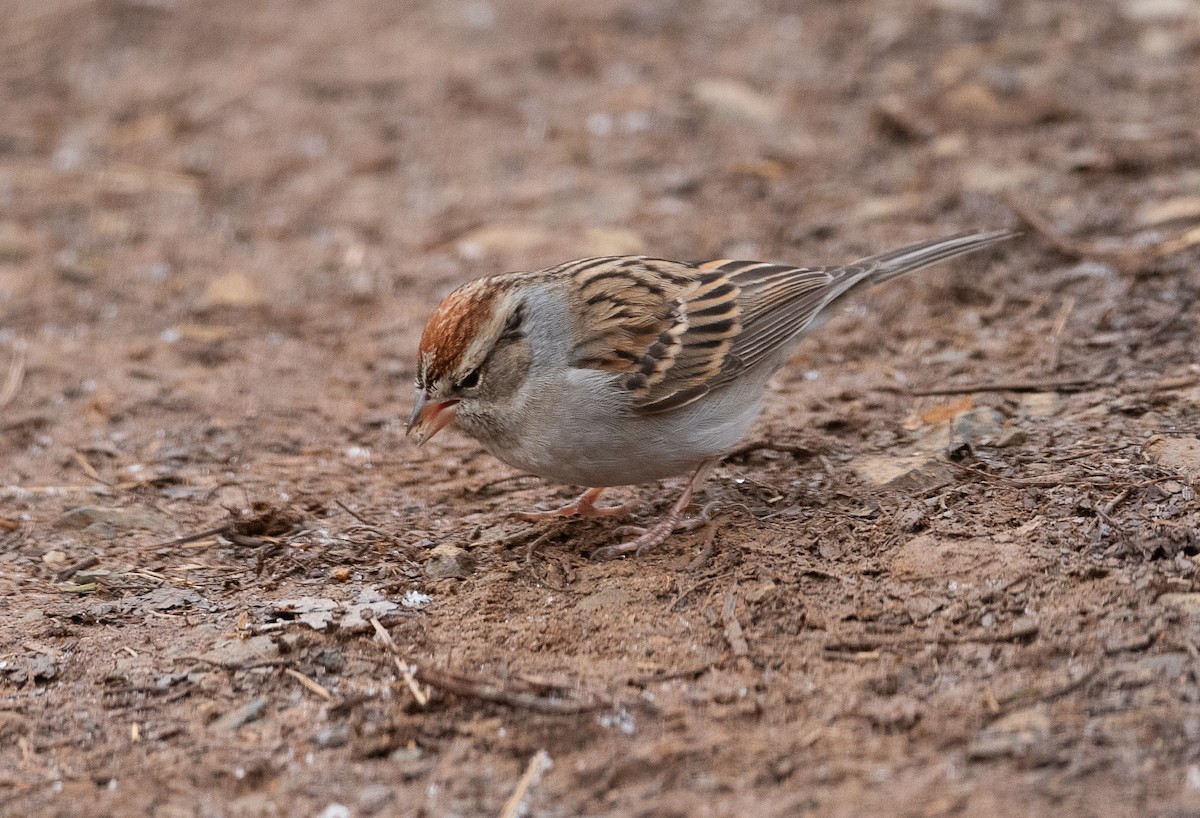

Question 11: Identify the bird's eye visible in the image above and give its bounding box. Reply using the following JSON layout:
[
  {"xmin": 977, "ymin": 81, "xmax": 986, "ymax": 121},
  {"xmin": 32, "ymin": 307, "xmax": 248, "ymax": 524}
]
[
  {"xmin": 500, "ymin": 304, "xmax": 525, "ymax": 340},
  {"xmin": 458, "ymin": 367, "xmax": 481, "ymax": 390}
]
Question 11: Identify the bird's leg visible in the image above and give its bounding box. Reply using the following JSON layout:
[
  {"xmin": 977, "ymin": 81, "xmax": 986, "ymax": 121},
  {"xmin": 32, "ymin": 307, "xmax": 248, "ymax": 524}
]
[
  {"xmin": 591, "ymin": 461, "xmax": 716, "ymax": 560},
  {"xmin": 516, "ymin": 486, "xmax": 629, "ymax": 521}
]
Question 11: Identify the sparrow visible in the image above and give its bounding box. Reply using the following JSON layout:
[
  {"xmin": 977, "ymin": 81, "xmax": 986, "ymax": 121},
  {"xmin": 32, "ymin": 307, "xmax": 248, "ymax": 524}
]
[{"xmin": 408, "ymin": 229, "xmax": 1014, "ymax": 559}]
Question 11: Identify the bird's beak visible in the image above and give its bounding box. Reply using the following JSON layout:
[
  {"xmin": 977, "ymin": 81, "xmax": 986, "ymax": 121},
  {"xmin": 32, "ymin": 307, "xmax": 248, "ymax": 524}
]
[{"xmin": 406, "ymin": 390, "xmax": 459, "ymax": 446}]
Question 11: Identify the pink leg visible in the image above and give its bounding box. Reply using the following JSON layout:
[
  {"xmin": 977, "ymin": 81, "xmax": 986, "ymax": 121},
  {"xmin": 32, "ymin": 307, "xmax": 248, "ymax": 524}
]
[
  {"xmin": 516, "ymin": 487, "xmax": 629, "ymax": 521},
  {"xmin": 591, "ymin": 461, "xmax": 716, "ymax": 560}
]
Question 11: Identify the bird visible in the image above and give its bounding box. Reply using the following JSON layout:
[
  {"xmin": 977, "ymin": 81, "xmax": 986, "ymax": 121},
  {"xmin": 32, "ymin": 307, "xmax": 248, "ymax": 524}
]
[{"xmin": 408, "ymin": 229, "xmax": 1014, "ymax": 559}]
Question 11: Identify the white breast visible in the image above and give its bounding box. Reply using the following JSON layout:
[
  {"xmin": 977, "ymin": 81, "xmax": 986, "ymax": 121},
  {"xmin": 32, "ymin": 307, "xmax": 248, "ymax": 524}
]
[{"xmin": 486, "ymin": 367, "xmax": 768, "ymax": 487}]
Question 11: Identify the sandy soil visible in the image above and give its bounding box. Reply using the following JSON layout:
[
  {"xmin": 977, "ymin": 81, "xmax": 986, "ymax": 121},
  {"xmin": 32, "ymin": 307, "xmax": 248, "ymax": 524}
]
[{"xmin": 2, "ymin": 1, "xmax": 1200, "ymax": 815}]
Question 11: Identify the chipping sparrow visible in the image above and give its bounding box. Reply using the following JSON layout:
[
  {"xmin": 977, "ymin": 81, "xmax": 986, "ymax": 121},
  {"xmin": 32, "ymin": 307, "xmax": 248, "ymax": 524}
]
[{"xmin": 408, "ymin": 229, "xmax": 1014, "ymax": 558}]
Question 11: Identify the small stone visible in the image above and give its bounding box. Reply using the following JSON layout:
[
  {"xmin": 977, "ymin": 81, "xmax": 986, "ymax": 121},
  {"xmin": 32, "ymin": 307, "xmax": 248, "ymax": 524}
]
[
  {"xmin": 961, "ymin": 161, "xmax": 1039, "ymax": 192},
  {"xmin": 942, "ymin": 83, "xmax": 1004, "ymax": 125},
  {"xmin": 455, "ymin": 224, "xmax": 552, "ymax": 260},
  {"xmin": 424, "ymin": 544, "xmax": 475, "ymax": 579},
  {"xmin": 210, "ymin": 699, "xmax": 267, "ymax": 733},
  {"xmin": 357, "ymin": 785, "xmax": 394, "ymax": 816},
  {"xmin": 856, "ymin": 695, "xmax": 923, "ymax": 730},
  {"xmin": 952, "ymin": 407, "xmax": 1005, "ymax": 448},
  {"xmin": 331, "ymin": 566, "xmax": 352, "ymax": 582},
  {"xmin": 693, "ymin": 79, "xmax": 781, "ymax": 123},
  {"xmin": 200, "ymin": 635, "xmax": 279, "ymax": 667},
  {"xmin": 1019, "ymin": 392, "xmax": 1059, "ymax": 418},
  {"xmin": 314, "ymin": 724, "xmax": 350, "ymax": 749},
  {"xmin": 199, "ymin": 273, "xmax": 265, "ymax": 309},
  {"xmin": 578, "ymin": 227, "xmax": 645, "ymax": 256},
  {"xmin": 1135, "ymin": 196, "xmax": 1200, "ymax": 228},
  {"xmin": 25, "ymin": 656, "xmax": 59, "ymax": 684},
  {"xmin": 0, "ymin": 222, "xmax": 35, "ymax": 263},
  {"xmin": 41, "ymin": 550, "xmax": 67, "ymax": 566},
  {"xmin": 850, "ymin": 453, "xmax": 955, "ymax": 491},
  {"xmin": 54, "ymin": 505, "xmax": 168, "ymax": 533},
  {"xmin": 0, "ymin": 711, "xmax": 31, "ymax": 739},
  {"xmin": 1144, "ymin": 436, "xmax": 1200, "ymax": 476},
  {"xmin": 82, "ymin": 521, "xmax": 118, "ymax": 540},
  {"xmin": 1158, "ymin": 593, "xmax": 1200, "ymax": 615},
  {"xmin": 994, "ymin": 427, "xmax": 1028, "ymax": 448},
  {"xmin": 1122, "ymin": 0, "xmax": 1200, "ymax": 20},
  {"xmin": 968, "ymin": 706, "xmax": 1051, "ymax": 760}
]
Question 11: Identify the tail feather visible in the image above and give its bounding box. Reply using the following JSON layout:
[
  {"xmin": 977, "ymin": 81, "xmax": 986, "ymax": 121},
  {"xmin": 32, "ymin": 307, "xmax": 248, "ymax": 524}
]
[{"xmin": 856, "ymin": 228, "xmax": 1017, "ymax": 286}]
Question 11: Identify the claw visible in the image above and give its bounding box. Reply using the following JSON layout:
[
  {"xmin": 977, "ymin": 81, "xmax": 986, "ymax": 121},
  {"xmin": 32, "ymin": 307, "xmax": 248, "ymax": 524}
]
[
  {"xmin": 515, "ymin": 487, "xmax": 629, "ymax": 521},
  {"xmin": 590, "ymin": 461, "xmax": 717, "ymax": 560}
]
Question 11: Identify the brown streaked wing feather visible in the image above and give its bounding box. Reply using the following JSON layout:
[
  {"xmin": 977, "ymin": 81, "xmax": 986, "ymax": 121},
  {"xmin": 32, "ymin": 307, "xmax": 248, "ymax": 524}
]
[
  {"xmin": 562, "ymin": 257, "xmax": 743, "ymax": 415},
  {"xmin": 695, "ymin": 260, "xmax": 844, "ymax": 385}
]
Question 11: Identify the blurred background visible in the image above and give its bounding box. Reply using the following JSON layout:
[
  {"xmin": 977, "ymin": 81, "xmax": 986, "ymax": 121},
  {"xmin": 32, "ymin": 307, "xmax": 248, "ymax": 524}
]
[{"xmin": 3, "ymin": 0, "xmax": 1197, "ymax": 329}]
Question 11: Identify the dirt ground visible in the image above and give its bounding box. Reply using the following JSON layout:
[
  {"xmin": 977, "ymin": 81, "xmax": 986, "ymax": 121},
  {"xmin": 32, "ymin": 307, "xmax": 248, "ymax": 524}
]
[{"xmin": 2, "ymin": 0, "xmax": 1200, "ymax": 815}]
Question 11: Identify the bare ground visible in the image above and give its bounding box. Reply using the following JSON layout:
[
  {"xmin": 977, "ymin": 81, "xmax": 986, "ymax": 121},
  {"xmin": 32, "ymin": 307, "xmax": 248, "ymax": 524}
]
[{"xmin": 2, "ymin": 1, "xmax": 1200, "ymax": 816}]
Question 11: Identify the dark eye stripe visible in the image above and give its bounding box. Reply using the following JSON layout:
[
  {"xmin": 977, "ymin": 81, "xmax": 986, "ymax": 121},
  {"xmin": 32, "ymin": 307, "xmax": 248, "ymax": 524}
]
[{"xmin": 458, "ymin": 367, "xmax": 481, "ymax": 389}]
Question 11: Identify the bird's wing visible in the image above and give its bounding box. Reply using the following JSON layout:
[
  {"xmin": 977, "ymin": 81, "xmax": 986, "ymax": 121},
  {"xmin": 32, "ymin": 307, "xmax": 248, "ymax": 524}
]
[
  {"xmin": 698, "ymin": 259, "xmax": 856, "ymax": 387},
  {"xmin": 557, "ymin": 256, "xmax": 743, "ymax": 414},
  {"xmin": 557, "ymin": 231, "xmax": 1013, "ymax": 415},
  {"xmin": 698, "ymin": 230, "xmax": 1016, "ymax": 390}
]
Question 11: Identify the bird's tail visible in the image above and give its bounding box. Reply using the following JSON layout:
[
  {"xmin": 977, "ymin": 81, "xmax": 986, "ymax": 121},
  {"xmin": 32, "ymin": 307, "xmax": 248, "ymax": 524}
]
[{"xmin": 849, "ymin": 228, "xmax": 1016, "ymax": 288}]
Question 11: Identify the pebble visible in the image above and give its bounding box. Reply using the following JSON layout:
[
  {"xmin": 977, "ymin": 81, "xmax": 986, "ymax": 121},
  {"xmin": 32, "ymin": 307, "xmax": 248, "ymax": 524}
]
[
  {"xmin": 424, "ymin": 544, "xmax": 475, "ymax": 579},
  {"xmin": 0, "ymin": 222, "xmax": 35, "ymax": 263},
  {"xmin": 968, "ymin": 706, "xmax": 1050, "ymax": 760},
  {"xmin": 850, "ymin": 453, "xmax": 955, "ymax": 491},
  {"xmin": 199, "ymin": 635, "xmax": 279, "ymax": 667},
  {"xmin": 210, "ymin": 699, "xmax": 267, "ymax": 733},
  {"xmin": 692, "ymin": 79, "xmax": 781, "ymax": 123},
  {"xmin": 54, "ymin": 505, "xmax": 167, "ymax": 532},
  {"xmin": 1144, "ymin": 435, "xmax": 1200, "ymax": 476},
  {"xmin": 1158, "ymin": 593, "xmax": 1200, "ymax": 615},
  {"xmin": 198, "ymin": 273, "xmax": 265, "ymax": 309}
]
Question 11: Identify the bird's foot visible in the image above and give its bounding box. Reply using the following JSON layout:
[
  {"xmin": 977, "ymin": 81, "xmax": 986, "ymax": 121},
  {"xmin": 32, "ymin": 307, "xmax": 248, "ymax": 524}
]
[
  {"xmin": 515, "ymin": 487, "xmax": 629, "ymax": 521},
  {"xmin": 592, "ymin": 501, "xmax": 717, "ymax": 560}
]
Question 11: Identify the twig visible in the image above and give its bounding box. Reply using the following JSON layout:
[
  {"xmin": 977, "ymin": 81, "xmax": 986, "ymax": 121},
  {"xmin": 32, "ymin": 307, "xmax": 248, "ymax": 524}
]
[
  {"xmin": 668, "ymin": 576, "xmax": 715, "ymax": 611},
  {"xmin": 1004, "ymin": 194, "xmax": 1200, "ymax": 272},
  {"xmin": 334, "ymin": 498, "xmax": 379, "ymax": 528},
  {"xmin": 284, "ymin": 667, "xmax": 333, "ymax": 701},
  {"xmin": 686, "ymin": 524, "xmax": 720, "ymax": 572},
  {"xmin": 498, "ymin": 750, "xmax": 552, "ymax": 818},
  {"xmin": 991, "ymin": 667, "xmax": 1099, "ymax": 718},
  {"xmin": 0, "ymin": 340, "xmax": 26, "ymax": 409},
  {"xmin": 724, "ymin": 440, "xmax": 814, "ymax": 461},
  {"xmin": 1042, "ymin": 296, "xmax": 1076, "ymax": 373},
  {"xmin": 71, "ymin": 450, "xmax": 111, "ymax": 485},
  {"xmin": 946, "ymin": 460, "xmax": 1174, "ymax": 490},
  {"xmin": 722, "ymin": 591, "xmax": 749, "ymax": 659},
  {"xmin": 0, "ymin": 484, "xmax": 115, "ymax": 499},
  {"xmin": 1152, "ymin": 224, "xmax": 1200, "ymax": 259},
  {"xmin": 823, "ymin": 621, "xmax": 1040, "ymax": 653},
  {"xmin": 1143, "ymin": 291, "xmax": 1198, "ymax": 345},
  {"xmin": 55, "ymin": 555, "xmax": 99, "ymax": 581},
  {"xmin": 468, "ymin": 473, "xmax": 543, "ymax": 497},
  {"xmin": 628, "ymin": 661, "xmax": 716, "ymax": 687},
  {"xmin": 1101, "ymin": 487, "xmax": 1132, "ymax": 517},
  {"xmin": 1003, "ymin": 194, "xmax": 1112, "ymax": 260},
  {"xmin": 413, "ymin": 664, "xmax": 610, "ymax": 714},
  {"xmin": 148, "ymin": 525, "xmax": 230, "ymax": 550},
  {"xmin": 370, "ymin": 617, "xmax": 428, "ymax": 705},
  {"xmin": 909, "ymin": 377, "xmax": 1101, "ymax": 397},
  {"xmin": 178, "ymin": 656, "xmax": 294, "ymax": 671}
]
